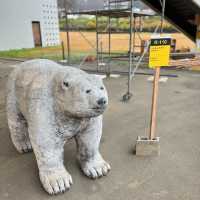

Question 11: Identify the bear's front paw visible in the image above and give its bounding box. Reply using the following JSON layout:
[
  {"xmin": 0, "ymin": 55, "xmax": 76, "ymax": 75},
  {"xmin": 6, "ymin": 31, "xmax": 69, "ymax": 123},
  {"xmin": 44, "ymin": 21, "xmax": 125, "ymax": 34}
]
[
  {"xmin": 81, "ymin": 156, "xmax": 111, "ymax": 179},
  {"xmin": 39, "ymin": 168, "xmax": 73, "ymax": 195},
  {"xmin": 13, "ymin": 140, "xmax": 32, "ymax": 153}
]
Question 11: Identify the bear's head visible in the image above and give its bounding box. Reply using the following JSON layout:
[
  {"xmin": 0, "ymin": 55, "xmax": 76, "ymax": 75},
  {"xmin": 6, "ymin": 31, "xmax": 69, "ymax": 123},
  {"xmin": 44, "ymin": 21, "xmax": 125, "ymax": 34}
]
[{"xmin": 54, "ymin": 69, "xmax": 108, "ymax": 118}]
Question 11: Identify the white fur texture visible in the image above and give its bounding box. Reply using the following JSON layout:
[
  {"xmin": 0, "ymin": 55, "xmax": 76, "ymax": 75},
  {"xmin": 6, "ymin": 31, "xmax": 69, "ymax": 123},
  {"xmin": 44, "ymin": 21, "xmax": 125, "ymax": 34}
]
[{"xmin": 6, "ymin": 59, "xmax": 110, "ymax": 195}]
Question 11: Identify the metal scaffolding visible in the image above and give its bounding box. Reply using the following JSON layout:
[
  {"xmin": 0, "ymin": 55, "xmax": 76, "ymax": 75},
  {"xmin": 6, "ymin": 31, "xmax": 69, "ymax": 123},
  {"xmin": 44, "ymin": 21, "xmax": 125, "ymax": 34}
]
[{"xmin": 65, "ymin": 0, "xmax": 155, "ymax": 100}]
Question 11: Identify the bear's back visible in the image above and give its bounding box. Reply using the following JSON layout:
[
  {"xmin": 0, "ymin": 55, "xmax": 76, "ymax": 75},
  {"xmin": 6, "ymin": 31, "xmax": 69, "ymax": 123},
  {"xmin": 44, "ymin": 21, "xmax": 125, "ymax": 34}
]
[
  {"xmin": 13, "ymin": 59, "xmax": 60, "ymax": 87},
  {"xmin": 7, "ymin": 60, "xmax": 61, "ymax": 115}
]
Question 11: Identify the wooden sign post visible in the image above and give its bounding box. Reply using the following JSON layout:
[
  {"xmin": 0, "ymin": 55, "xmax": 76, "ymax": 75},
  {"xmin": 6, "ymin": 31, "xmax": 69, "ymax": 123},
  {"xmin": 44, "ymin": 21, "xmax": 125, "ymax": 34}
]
[
  {"xmin": 149, "ymin": 37, "xmax": 171, "ymax": 139},
  {"xmin": 135, "ymin": 36, "xmax": 171, "ymax": 156},
  {"xmin": 136, "ymin": 0, "xmax": 168, "ymax": 156}
]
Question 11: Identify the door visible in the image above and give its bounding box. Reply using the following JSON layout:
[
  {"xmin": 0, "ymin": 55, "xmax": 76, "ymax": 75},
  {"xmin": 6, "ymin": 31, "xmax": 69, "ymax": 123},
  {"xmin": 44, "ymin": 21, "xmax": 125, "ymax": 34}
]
[{"xmin": 32, "ymin": 21, "xmax": 42, "ymax": 47}]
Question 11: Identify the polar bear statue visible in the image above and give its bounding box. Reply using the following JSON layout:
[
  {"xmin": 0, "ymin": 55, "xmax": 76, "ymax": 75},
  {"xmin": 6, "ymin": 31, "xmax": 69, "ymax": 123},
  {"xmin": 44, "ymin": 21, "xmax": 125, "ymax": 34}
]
[{"xmin": 6, "ymin": 59, "xmax": 110, "ymax": 195}]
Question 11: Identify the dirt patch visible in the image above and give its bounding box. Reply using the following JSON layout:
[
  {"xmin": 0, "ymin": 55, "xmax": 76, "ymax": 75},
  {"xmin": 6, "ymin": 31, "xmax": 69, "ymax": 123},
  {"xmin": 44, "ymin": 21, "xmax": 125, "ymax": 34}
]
[{"xmin": 60, "ymin": 32, "xmax": 195, "ymax": 53}]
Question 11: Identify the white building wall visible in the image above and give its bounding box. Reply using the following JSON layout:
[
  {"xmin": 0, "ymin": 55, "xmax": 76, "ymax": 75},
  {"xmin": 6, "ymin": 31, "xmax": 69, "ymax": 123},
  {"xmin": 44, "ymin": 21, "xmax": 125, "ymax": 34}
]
[{"xmin": 0, "ymin": 0, "xmax": 60, "ymax": 51}]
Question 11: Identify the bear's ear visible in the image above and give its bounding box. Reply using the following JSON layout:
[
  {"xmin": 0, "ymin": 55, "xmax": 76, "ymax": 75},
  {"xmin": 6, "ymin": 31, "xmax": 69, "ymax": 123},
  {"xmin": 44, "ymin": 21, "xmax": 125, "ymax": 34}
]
[
  {"xmin": 93, "ymin": 74, "xmax": 104, "ymax": 80},
  {"xmin": 61, "ymin": 80, "xmax": 70, "ymax": 90},
  {"xmin": 61, "ymin": 73, "xmax": 72, "ymax": 90}
]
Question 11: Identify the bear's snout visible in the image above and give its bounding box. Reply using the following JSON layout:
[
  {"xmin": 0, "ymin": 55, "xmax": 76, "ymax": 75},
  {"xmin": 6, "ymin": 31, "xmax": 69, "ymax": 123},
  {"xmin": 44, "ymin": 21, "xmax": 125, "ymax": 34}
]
[{"xmin": 97, "ymin": 98, "xmax": 107, "ymax": 107}]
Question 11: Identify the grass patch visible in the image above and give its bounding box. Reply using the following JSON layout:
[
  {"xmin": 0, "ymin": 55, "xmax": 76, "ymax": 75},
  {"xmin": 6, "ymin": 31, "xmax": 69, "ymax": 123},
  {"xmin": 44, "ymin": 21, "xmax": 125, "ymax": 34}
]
[
  {"xmin": 0, "ymin": 46, "xmax": 96, "ymax": 64},
  {"xmin": 0, "ymin": 46, "xmax": 63, "ymax": 60}
]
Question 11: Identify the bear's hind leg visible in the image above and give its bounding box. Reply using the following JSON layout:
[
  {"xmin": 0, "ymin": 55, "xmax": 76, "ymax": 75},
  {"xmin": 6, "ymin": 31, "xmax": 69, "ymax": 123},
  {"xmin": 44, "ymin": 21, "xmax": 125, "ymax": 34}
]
[
  {"xmin": 7, "ymin": 105, "xmax": 32, "ymax": 153},
  {"xmin": 75, "ymin": 115, "xmax": 111, "ymax": 179}
]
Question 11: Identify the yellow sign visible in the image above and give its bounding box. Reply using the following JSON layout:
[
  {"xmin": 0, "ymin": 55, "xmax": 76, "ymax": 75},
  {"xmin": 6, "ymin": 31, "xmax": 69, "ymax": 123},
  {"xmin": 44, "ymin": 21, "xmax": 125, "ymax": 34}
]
[{"xmin": 149, "ymin": 38, "xmax": 171, "ymax": 68}]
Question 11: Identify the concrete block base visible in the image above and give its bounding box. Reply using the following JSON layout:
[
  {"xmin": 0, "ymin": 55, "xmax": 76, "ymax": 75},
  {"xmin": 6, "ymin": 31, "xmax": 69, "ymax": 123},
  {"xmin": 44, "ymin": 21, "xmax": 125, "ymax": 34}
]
[{"xmin": 135, "ymin": 136, "xmax": 160, "ymax": 156}]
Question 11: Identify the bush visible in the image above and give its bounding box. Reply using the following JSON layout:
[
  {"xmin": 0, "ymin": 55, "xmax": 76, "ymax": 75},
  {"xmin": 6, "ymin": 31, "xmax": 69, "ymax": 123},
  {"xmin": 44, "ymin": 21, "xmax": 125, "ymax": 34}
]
[
  {"xmin": 119, "ymin": 19, "xmax": 129, "ymax": 30},
  {"xmin": 86, "ymin": 20, "xmax": 96, "ymax": 30}
]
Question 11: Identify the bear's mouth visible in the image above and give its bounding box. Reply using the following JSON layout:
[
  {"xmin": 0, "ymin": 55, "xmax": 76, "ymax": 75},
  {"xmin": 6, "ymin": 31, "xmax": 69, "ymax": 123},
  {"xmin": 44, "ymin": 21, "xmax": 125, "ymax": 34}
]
[{"xmin": 92, "ymin": 106, "xmax": 105, "ymax": 112}]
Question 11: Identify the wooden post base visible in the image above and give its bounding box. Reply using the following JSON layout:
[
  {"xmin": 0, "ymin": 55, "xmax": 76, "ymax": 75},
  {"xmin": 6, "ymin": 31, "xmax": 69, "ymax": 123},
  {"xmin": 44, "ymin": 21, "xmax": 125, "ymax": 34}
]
[{"xmin": 135, "ymin": 136, "xmax": 160, "ymax": 156}]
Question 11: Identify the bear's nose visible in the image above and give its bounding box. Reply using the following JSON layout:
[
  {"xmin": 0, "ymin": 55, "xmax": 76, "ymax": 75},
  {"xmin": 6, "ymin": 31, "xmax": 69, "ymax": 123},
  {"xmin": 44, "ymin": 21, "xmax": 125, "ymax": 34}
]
[{"xmin": 97, "ymin": 98, "xmax": 107, "ymax": 106}]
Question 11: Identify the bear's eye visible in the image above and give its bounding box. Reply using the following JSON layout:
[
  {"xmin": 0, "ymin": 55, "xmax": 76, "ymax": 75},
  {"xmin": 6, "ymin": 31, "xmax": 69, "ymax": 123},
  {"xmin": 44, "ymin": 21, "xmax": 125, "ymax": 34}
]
[
  {"xmin": 100, "ymin": 87, "xmax": 104, "ymax": 90},
  {"xmin": 86, "ymin": 89, "xmax": 91, "ymax": 94},
  {"xmin": 63, "ymin": 81, "xmax": 69, "ymax": 87}
]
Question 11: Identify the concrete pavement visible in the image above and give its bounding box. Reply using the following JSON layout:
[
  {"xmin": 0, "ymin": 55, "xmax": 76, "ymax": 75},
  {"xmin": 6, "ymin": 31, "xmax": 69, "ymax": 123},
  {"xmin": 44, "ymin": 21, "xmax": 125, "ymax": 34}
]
[{"xmin": 0, "ymin": 61, "xmax": 200, "ymax": 200}]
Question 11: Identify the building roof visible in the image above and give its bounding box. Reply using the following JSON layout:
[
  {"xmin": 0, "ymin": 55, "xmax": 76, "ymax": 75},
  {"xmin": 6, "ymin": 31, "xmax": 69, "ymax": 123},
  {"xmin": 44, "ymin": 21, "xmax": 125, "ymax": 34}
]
[
  {"xmin": 141, "ymin": 0, "xmax": 200, "ymax": 41},
  {"xmin": 67, "ymin": 8, "xmax": 155, "ymax": 17}
]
